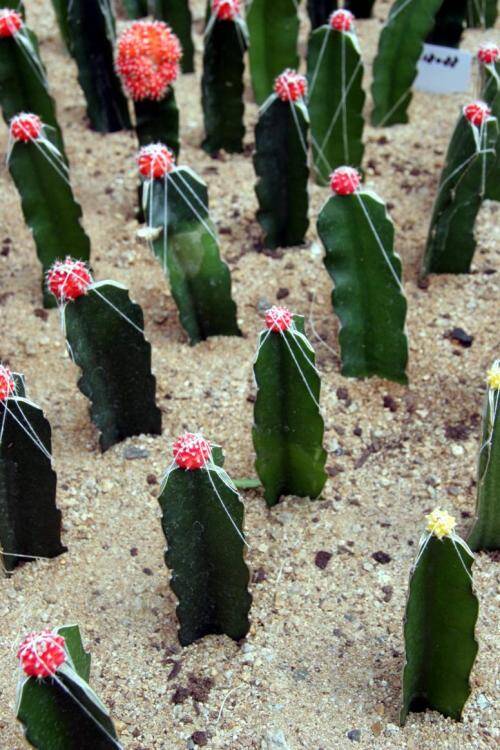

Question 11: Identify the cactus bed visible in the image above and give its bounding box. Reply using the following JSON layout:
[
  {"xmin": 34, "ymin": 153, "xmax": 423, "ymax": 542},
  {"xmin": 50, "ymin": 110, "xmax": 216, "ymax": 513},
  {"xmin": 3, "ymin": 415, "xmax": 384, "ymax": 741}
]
[{"xmin": 0, "ymin": 1, "xmax": 498, "ymax": 748}]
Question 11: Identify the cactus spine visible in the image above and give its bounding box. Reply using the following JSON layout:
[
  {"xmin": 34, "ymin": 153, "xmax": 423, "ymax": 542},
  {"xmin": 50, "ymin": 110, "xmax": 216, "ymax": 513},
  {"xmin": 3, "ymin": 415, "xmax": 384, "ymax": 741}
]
[
  {"xmin": 317, "ymin": 167, "xmax": 408, "ymax": 383},
  {"xmin": 0, "ymin": 367, "xmax": 66, "ymax": 573},
  {"xmin": 254, "ymin": 70, "xmax": 309, "ymax": 248},
  {"xmin": 252, "ymin": 307, "xmax": 327, "ymax": 507},
  {"xmin": 158, "ymin": 434, "xmax": 251, "ymax": 646},
  {"xmin": 307, "ymin": 10, "xmax": 365, "ymax": 184},
  {"xmin": 247, "ymin": 0, "xmax": 300, "ymax": 104},
  {"xmin": 422, "ymin": 102, "xmax": 498, "ymax": 275},
  {"xmin": 371, "ymin": 0, "xmax": 443, "ymax": 126},
  {"xmin": 468, "ymin": 362, "xmax": 500, "ymax": 551},
  {"xmin": 401, "ymin": 509, "xmax": 478, "ymax": 723},
  {"xmin": 202, "ymin": 0, "xmax": 248, "ymax": 154}
]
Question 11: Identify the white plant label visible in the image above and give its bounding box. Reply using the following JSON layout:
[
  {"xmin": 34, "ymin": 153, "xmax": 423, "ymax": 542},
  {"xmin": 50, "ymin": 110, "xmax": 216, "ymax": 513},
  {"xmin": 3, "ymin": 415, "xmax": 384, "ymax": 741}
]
[{"xmin": 415, "ymin": 44, "xmax": 472, "ymax": 94}]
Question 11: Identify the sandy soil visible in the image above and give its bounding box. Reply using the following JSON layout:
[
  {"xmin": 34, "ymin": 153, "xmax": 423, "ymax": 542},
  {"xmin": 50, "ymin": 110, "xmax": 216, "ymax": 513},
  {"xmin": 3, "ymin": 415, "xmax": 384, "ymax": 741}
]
[{"xmin": 0, "ymin": 1, "xmax": 499, "ymax": 748}]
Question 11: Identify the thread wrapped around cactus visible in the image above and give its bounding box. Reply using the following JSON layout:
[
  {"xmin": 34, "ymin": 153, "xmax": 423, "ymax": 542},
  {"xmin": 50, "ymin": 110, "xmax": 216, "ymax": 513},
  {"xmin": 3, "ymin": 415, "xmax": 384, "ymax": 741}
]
[
  {"xmin": 468, "ymin": 361, "xmax": 500, "ymax": 551},
  {"xmin": 116, "ymin": 19, "xmax": 182, "ymax": 154},
  {"xmin": 401, "ymin": 509, "xmax": 478, "ymax": 723},
  {"xmin": 0, "ymin": 9, "xmax": 65, "ymax": 155},
  {"xmin": 158, "ymin": 433, "xmax": 251, "ymax": 646},
  {"xmin": 138, "ymin": 143, "xmax": 241, "ymax": 344},
  {"xmin": 371, "ymin": 0, "xmax": 443, "ymax": 127},
  {"xmin": 422, "ymin": 101, "xmax": 498, "ymax": 275},
  {"xmin": 254, "ymin": 70, "xmax": 309, "ymax": 249},
  {"xmin": 317, "ymin": 167, "xmax": 408, "ymax": 383},
  {"xmin": 52, "ymin": 0, "xmax": 131, "ymax": 133},
  {"xmin": 16, "ymin": 625, "xmax": 122, "ymax": 748},
  {"xmin": 252, "ymin": 307, "xmax": 327, "ymax": 507},
  {"xmin": 247, "ymin": 0, "xmax": 300, "ymax": 104},
  {"xmin": 6, "ymin": 113, "xmax": 91, "ymax": 307},
  {"xmin": 0, "ymin": 365, "xmax": 66, "ymax": 573},
  {"xmin": 307, "ymin": 9, "xmax": 365, "ymax": 184},
  {"xmin": 201, "ymin": 0, "xmax": 248, "ymax": 155},
  {"xmin": 477, "ymin": 43, "xmax": 500, "ymax": 201},
  {"xmin": 122, "ymin": 0, "xmax": 195, "ymax": 73},
  {"xmin": 47, "ymin": 258, "xmax": 161, "ymax": 452}
]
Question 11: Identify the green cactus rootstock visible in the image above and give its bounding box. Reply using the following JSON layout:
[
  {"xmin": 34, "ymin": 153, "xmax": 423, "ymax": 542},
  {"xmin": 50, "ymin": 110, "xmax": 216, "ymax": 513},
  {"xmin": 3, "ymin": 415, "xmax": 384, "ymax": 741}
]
[
  {"xmin": 7, "ymin": 116, "xmax": 91, "ymax": 307},
  {"xmin": 422, "ymin": 107, "xmax": 498, "ymax": 275},
  {"xmin": 201, "ymin": 2, "xmax": 248, "ymax": 155},
  {"xmin": 16, "ymin": 625, "xmax": 121, "ymax": 749},
  {"xmin": 468, "ymin": 364, "xmax": 500, "ymax": 551},
  {"xmin": 0, "ymin": 13, "xmax": 66, "ymax": 155},
  {"xmin": 247, "ymin": 0, "xmax": 300, "ymax": 104},
  {"xmin": 141, "ymin": 156, "xmax": 241, "ymax": 344},
  {"xmin": 253, "ymin": 79, "xmax": 309, "ymax": 248},
  {"xmin": 479, "ymin": 54, "xmax": 500, "ymax": 201},
  {"xmin": 0, "ymin": 374, "xmax": 66, "ymax": 573},
  {"xmin": 134, "ymin": 91, "xmax": 180, "ymax": 156},
  {"xmin": 158, "ymin": 434, "xmax": 251, "ymax": 646},
  {"xmin": 317, "ymin": 170, "xmax": 408, "ymax": 384},
  {"xmin": 57, "ymin": 276, "xmax": 162, "ymax": 452},
  {"xmin": 306, "ymin": 1, "xmax": 337, "ymax": 29},
  {"xmin": 466, "ymin": 0, "xmax": 497, "ymax": 28},
  {"xmin": 401, "ymin": 510, "xmax": 479, "ymax": 724},
  {"xmin": 63, "ymin": 0, "xmax": 132, "ymax": 133},
  {"xmin": 307, "ymin": 19, "xmax": 365, "ymax": 184},
  {"xmin": 426, "ymin": 0, "xmax": 468, "ymax": 48},
  {"xmin": 252, "ymin": 309, "xmax": 327, "ymax": 507},
  {"xmin": 371, "ymin": 0, "xmax": 443, "ymax": 127}
]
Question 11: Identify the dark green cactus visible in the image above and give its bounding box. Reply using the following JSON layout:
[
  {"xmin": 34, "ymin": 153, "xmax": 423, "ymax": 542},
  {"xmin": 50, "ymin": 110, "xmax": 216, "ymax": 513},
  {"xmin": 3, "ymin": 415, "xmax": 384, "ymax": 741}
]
[
  {"xmin": 158, "ymin": 433, "xmax": 251, "ymax": 646},
  {"xmin": 247, "ymin": 0, "xmax": 300, "ymax": 104},
  {"xmin": 371, "ymin": 0, "xmax": 443, "ymax": 127},
  {"xmin": 253, "ymin": 73, "xmax": 309, "ymax": 248},
  {"xmin": 7, "ymin": 114, "xmax": 91, "ymax": 307},
  {"xmin": 201, "ymin": 1, "xmax": 248, "ymax": 154},
  {"xmin": 0, "ymin": 370, "xmax": 66, "ymax": 573},
  {"xmin": 122, "ymin": 0, "xmax": 147, "ymax": 16},
  {"xmin": 16, "ymin": 625, "xmax": 122, "ymax": 749},
  {"xmin": 479, "ymin": 48, "xmax": 500, "ymax": 201},
  {"xmin": 49, "ymin": 266, "xmax": 161, "ymax": 452},
  {"xmin": 60, "ymin": 0, "xmax": 132, "ymax": 132},
  {"xmin": 401, "ymin": 509, "xmax": 478, "ymax": 723},
  {"xmin": 0, "ymin": 11, "xmax": 66, "ymax": 155},
  {"xmin": 422, "ymin": 105, "xmax": 498, "ymax": 275},
  {"xmin": 466, "ymin": 0, "xmax": 497, "ymax": 28},
  {"xmin": 426, "ymin": 0, "xmax": 468, "ymax": 48},
  {"xmin": 317, "ymin": 168, "xmax": 408, "ymax": 384},
  {"xmin": 307, "ymin": 14, "xmax": 365, "ymax": 184},
  {"xmin": 345, "ymin": 0, "xmax": 376, "ymax": 17},
  {"xmin": 140, "ymin": 151, "xmax": 241, "ymax": 343},
  {"xmin": 252, "ymin": 308, "xmax": 327, "ymax": 507},
  {"xmin": 468, "ymin": 362, "xmax": 500, "ymax": 551},
  {"xmin": 134, "ymin": 91, "xmax": 180, "ymax": 156},
  {"xmin": 307, "ymin": 1, "xmax": 337, "ymax": 29}
]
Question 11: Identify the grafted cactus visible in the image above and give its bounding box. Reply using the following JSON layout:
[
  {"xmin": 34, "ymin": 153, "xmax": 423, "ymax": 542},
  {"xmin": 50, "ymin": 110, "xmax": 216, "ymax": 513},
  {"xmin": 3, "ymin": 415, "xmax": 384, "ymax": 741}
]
[
  {"xmin": 16, "ymin": 626, "xmax": 122, "ymax": 748},
  {"xmin": 0, "ymin": 365, "xmax": 66, "ymax": 573},
  {"xmin": 47, "ymin": 258, "xmax": 161, "ymax": 452},
  {"xmin": 202, "ymin": 0, "xmax": 248, "ymax": 154},
  {"xmin": 6, "ymin": 113, "xmax": 90, "ymax": 307},
  {"xmin": 468, "ymin": 361, "xmax": 500, "ymax": 551},
  {"xmin": 138, "ymin": 144, "xmax": 241, "ymax": 344},
  {"xmin": 252, "ymin": 307, "xmax": 327, "ymax": 507},
  {"xmin": 158, "ymin": 433, "xmax": 251, "ymax": 646},
  {"xmin": 52, "ymin": 0, "xmax": 131, "ymax": 132},
  {"xmin": 477, "ymin": 43, "xmax": 500, "ymax": 201},
  {"xmin": 116, "ymin": 19, "xmax": 182, "ymax": 153},
  {"xmin": 307, "ymin": 9, "xmax": 365, "ymax": 184},
  {"xmin": 247, "ymin": 0, "xmax": 299, "ymax": 104},
  {"xmin": 254, "ymin": 70, "xmax": 309, "ymax": 248},
  {"xmin": 401, "ymin": 509, "xmax": 478, "ymax": 723},
  {"xmin": 0, "ymin": 9, "xmax": 65, "ymax": 154},
  {"xmin": 307, "ymin": 0, "xmax": 337, "ymax": 29},
  {"xmin": 371, "ymin": 0, "xmax": 443, "ymax": 126},
  {"xmin": 422, "ymin": 101, "xmax": 498, "ymax": 275},
  {"xmin": 317, "ymin": 167, "xmax": 408, "ymax": 383}
]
